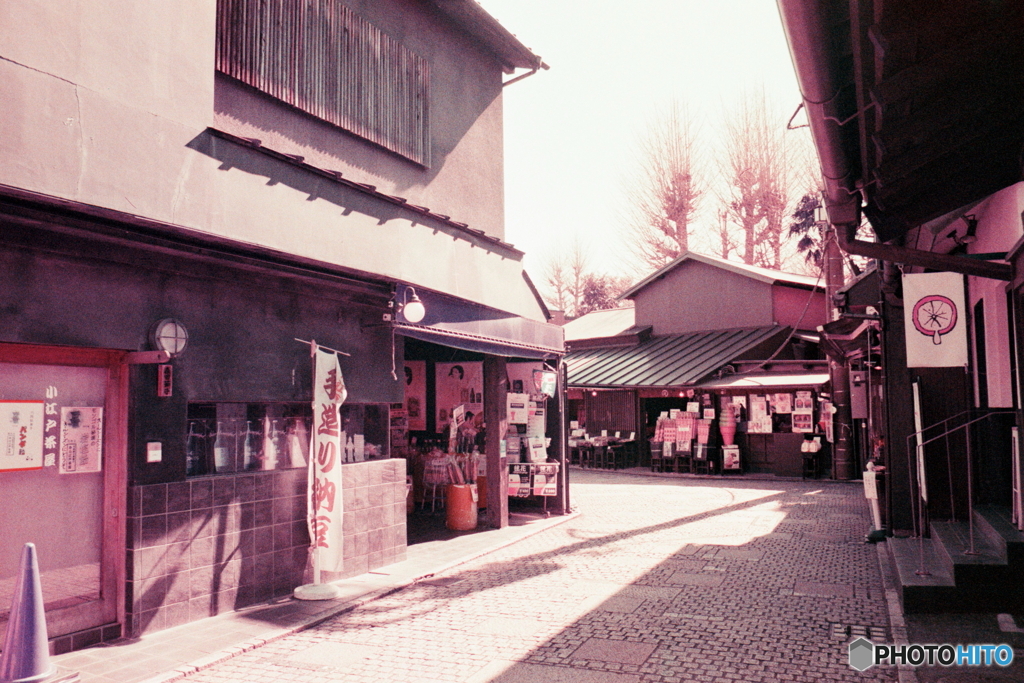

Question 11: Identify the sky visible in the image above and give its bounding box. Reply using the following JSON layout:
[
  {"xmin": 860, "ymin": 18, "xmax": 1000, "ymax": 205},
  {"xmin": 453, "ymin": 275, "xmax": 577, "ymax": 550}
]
[{"xmin": 475, "ymin": 0, "xmax": 811, "ymax": 283}]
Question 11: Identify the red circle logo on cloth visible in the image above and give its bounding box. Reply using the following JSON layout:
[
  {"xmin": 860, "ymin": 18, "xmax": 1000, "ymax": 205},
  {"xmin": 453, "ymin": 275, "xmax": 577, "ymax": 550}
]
[{"xmin": 912, "ymin": 294, "xmax": 957, "ymax": 344}]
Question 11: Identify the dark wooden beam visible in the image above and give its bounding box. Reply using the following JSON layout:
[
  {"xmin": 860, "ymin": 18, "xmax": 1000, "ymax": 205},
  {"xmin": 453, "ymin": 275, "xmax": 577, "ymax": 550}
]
[{"xmin": 484, "ymin": 356, "xmax": 508, "ymax": 528}]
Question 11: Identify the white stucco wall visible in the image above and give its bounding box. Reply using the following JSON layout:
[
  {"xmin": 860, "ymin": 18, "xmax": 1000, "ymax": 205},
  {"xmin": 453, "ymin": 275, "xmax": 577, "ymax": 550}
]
[
  {"xmin": 0, "ymin": 0, "xmax": 545, "ymax": 321},
  {"xmin": 966, "ymin": 182, "xmax": 1024, "ymax": 408}
]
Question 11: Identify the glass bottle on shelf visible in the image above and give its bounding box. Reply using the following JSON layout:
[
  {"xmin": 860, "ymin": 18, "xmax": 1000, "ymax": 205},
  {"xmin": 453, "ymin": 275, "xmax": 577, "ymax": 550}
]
[
  {"xmin": 186, "ymin": 420, "xmax": 206, "ymax": 476},
  {"xmin": 242, "ymin": 420, "xmax": 261, "ymax": 470},
  {"xmin": 262, "ymin": 417, "xmax": 281, "ymax": 470},
  {"xmin": 213, "ymin": 420, "xmax": 232, "ymax": 473}
]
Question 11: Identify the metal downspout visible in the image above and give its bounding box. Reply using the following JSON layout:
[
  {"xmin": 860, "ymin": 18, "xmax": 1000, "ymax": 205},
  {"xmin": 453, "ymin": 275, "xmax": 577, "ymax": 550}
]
[{"xmin": 776, "ymin": 0, "xmax": 860, "ymax": 226}]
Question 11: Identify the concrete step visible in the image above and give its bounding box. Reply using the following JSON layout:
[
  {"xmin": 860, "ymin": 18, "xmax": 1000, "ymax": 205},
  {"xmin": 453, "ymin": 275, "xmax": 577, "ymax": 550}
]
[
  {"xmin": 930, "ymin": 519, "xmax": 1010, "ymax": 585},
  {"xmin": 888, "ymin": 511, "xmax": 1024, "ymax": 614},
  {"xmin": 887, "ymin": 536, "xmax": 956, "ymax": 614},
  {"xmin": 974, "ymin": 504, "xmax": 1024, "ymax": 565}
]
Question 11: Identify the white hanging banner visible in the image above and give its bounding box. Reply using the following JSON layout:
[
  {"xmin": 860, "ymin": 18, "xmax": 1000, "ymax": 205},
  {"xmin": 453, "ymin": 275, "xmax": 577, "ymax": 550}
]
[
  {"xmin": 308, "ymin": 345, "xmax": 348, "ymax": 573},
  {"xmin": 902, "ymin": 272, "xmax": 968, "ymax": 368}
]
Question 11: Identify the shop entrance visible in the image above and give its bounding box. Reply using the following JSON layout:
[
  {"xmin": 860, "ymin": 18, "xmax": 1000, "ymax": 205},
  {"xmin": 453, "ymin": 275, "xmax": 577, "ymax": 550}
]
[
  {"xmin": 398, "ymin": 338, "xmax": 562, "ymax": 543},
  {"xmin": 0, "ymin": 343, "xmax": 126, "ymax": 645}
]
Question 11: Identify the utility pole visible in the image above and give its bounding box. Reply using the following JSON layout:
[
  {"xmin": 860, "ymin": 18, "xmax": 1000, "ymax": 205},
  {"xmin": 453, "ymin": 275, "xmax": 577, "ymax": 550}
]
[{"xmin": 820, "ymin": 207, "xmax": 855, "ymax": 480}]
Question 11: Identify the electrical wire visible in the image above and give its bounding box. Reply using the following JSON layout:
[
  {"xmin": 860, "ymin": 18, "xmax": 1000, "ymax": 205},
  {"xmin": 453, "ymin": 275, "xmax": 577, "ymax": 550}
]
[{"xmin": 752, "ymin": 250, "xmax": 828, "ymax": 371}]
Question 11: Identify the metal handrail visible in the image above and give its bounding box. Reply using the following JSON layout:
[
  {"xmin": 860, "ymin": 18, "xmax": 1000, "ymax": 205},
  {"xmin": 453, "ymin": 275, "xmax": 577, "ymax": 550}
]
[{"xmin": 905, "ymin": 408, "xmax": 1016, "ymax": 564}]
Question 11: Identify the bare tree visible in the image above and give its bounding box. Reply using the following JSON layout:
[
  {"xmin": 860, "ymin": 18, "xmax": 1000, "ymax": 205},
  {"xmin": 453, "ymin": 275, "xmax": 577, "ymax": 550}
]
[
  {"xmin": 625, "ymin": 102, "xmax": 704, "ymax": 273},
  {"xmin": 719, "ymin": 90, "xmax": 792, "ymax": 270},
  {"xmin": 541, "ymin": 240, "xmax": 593, "ymax": 318}
]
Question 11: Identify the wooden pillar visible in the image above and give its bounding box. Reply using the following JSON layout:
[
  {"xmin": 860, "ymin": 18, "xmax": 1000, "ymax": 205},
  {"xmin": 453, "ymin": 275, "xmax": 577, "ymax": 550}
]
[{"xmin": 484, "ymin": 356, "xmax": 508, "ymax": 528}]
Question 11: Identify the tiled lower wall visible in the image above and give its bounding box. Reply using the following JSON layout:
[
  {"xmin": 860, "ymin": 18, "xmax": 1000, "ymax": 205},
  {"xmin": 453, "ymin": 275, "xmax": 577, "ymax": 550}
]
[{"xmin": 125, "ymin": 459, "xmax": 406, "ymax": 637}]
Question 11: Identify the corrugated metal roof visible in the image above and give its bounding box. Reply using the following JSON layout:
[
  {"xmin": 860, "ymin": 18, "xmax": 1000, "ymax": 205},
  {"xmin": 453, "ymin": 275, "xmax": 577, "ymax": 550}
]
[
  {"xmin": 563, "ymin": 307, "xmax": 636, "ymax": 341},
  {"xmin": 566, "ymin": 326, "xmax": 785, "ymax": 388}
]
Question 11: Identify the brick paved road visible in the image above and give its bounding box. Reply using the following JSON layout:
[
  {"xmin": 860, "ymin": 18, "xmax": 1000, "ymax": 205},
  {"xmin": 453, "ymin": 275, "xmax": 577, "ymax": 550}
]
[{"xmin": 184, "ymin": 471, "xmax": 896, "ymax": 682}]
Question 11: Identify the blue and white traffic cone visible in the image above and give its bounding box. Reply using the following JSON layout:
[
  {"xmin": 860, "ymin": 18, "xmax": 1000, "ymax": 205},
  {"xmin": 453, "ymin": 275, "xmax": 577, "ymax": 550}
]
[{"xmin": 0, "ymin": 543, "xmax": 56, "ymax": 683}]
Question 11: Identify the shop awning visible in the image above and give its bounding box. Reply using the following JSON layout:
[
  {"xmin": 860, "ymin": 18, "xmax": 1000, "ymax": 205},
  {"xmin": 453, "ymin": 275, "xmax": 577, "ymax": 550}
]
[
  {"xmin": 396, "ymin": 322, "xmax": 562, "ymax": 359},
  {"xmin": 392, "ymin": 283, "xmax": 563, "ymax": 359},
  {"xmin": 695, "ymin": 372, "xmax": 830, "ymax": 390},
  {"xmin": 566, "ymin": 326, "xmax": 787, "ymax": 388}
]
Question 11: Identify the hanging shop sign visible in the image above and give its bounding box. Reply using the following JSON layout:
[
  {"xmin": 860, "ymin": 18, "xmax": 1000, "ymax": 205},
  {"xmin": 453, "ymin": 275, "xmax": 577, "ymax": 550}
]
[
  {"xmin": 1, "ymin": 401, "xmax": 44, "ymax": 472},
  {"xmin": 902, "ymin": 272, "xmax": 968, "ymax": 368},
  {"xmin": 58, "ymin": 407, "xmax": 103, "ymax": 474},
  {"xmin": 533, "ymin": 369, "xmax": 557, "ymax": 398},
  {"xmin": 308, "ymin": 345, "xmax": 347, "ymax": 572}
]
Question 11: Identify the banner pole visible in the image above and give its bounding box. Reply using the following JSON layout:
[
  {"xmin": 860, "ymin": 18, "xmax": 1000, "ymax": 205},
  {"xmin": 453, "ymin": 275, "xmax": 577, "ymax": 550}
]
[{"xmin": 294, "ymin": 339, "xmax": 340, "ymax": 600}]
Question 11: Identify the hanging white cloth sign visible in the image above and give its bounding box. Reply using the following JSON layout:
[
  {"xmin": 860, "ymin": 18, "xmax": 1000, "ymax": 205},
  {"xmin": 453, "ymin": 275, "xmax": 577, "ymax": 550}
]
[
  {"xmin": 307, "ymin": 345, "xmax": 347, "ymax": 573},
  {"xmin": 902, "ymin": 272, "xmax": 968, "ymax": 368}
]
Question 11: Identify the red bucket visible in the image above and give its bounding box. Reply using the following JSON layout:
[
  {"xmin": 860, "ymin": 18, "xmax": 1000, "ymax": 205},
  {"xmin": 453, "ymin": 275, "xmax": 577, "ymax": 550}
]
[{"xmin": 445, "ymin": 484, "xmax": 478, "ymax": 531}]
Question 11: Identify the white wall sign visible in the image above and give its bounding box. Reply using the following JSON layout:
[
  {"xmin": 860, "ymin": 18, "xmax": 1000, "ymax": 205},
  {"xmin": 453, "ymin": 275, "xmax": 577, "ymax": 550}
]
[
  {"xmin": 58, "ymin": 407, "xmax": 103, "ymax": 474},
  {"xmin": 1, "ymin": 401, "xmax": 44, "ymax": 471},
  {"xmin": 903, "ymin": 272, "xmax": 968, "ymax": 367}
]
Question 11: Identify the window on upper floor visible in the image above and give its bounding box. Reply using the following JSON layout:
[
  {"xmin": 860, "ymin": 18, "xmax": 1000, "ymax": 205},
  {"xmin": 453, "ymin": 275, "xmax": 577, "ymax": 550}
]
[{"xmin": 216, "ymin": 0, "xmax": 431, "ymax": 166}]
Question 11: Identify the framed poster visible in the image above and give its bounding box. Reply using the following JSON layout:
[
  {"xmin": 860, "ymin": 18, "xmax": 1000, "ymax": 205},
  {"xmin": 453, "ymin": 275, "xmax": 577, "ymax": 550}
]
[
  {"xmin": 1, "ymin": 401, "xmax": 44, "ymax": 471},
  {"xmin": 403, "ymin": 360, "xmax": 427, "ymax": 431}
]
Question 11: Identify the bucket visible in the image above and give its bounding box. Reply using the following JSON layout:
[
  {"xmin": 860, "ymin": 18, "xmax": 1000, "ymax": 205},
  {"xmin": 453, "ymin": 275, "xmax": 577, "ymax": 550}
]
[{"xmin": 445, "ymin": 484, "xmax": 478, "ymax": 531}]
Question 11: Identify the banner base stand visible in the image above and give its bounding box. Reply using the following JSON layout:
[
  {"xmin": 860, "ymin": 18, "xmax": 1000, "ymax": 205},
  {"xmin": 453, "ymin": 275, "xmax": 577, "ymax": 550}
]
[{"xmin": 293, "ymin": 583, "xmax": 342, "ymax": 601}]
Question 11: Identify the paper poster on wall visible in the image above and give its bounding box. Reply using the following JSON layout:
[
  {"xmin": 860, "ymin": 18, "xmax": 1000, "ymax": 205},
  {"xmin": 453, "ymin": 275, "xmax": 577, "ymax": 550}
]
[
  {"xmin": 792, "ymin": 413, "xmax": 814, "ymax": 433},
  {"xmin": 1, "ymin": 401, "xmax": 44, "ymax": 472},
  {"xmin": 403, "ymin": 360, "xmax": 427, "ymax": 431},
  {"xmin": 793, "ymin": 391, "xmax": 814, "ymax": 412},
  {"xmin": 750, "ymin": 396, "xmax": 768, "ymax": 420},
  {"xmin": 771, "ymin": 393, "xmax": 792, "ymax": 414},
  {"xmin": 435, "ymin": 362, "xmax": 483, "ymax": 433},
  {"xmin": 59, "ymin": 406, "xmax": 103, "ymax": 474},
  {"xmin": 527, "ymin": 404, "xmax": 546, "ymax": 438},
  {"xmin": 506, "ymin": 393, "xmax": 530, "ymax": 424}
]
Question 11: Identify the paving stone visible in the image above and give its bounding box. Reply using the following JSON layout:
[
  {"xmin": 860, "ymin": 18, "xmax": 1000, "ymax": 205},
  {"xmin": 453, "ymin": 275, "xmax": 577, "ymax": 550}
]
[
  {"xmin": 593, "ymin": 596, "xmax": 644, "ymax": 613},
  {"xmin": 282, "ymin": 641, "xmax": 383, "ymax": 668},
  {"xmin": 793, "ymin": 581, "xmax": 855, "ymax": 599},
  {"xmin": 665, "ymin": 571, "xmax": 725, "ymax": 586},
  {"xmin": 475, "ymin": 616, "xmax": 550, "ymax": 637},
  {"xmin": 571, "ymin": 638, "xmax": 658, "ymax": 665}
]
